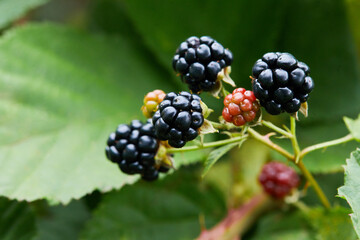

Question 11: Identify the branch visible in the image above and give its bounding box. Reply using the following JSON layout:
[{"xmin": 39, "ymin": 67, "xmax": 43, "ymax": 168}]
[{"xmin": 197, "ymin": 193, "xmax": 272, "ymax": 240}]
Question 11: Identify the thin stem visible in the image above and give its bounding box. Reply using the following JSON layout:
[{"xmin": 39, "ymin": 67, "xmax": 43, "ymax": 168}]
[
  {"xmin": 261, "ymin": 120, "xmax": 292, "ymax": 138},
  {"xmin": 300, "ymin": 134, "xmax": 354, "ymax": 158},
  {"xmin": 289, "ymin": 116, "xmax": 331, "ymax": 209},
  {"xmin": 248, "ymin": 125, "xmax": 331, "ymax": 209},
  {"xmin": 166, "ymin": 135, "xmax": 247, "ymax": 154},
  {"xmin": 297, "ymin": 161, "xmax": 331, "ymax": 209},
  {"xmin": 290, "ymin": 117, "xmax": 301, "ymax": 158},
  {"xmin": 221, "ymin": 84, "xmax": 230, "ymax": 98},
  {"xmin": 247, "ymin": 128, "xmax": 294, "ymax": 160}
]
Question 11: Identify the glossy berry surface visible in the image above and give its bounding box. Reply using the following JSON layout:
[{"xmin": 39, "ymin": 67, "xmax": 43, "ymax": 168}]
[
  {"xmin": 105, "ymin": 119, "xmax": 169, "ymax": 181},
  {"xmin": 141, "ymin": 89, "xmax": 166, "ymax": 118},
  {"xmin": 259, "ymin": 162, "xmax": 300, "ymax": 199},
  {"xmin": 252, "ymin": 52, "xmax": 314, "ymax": 115},
  {"xmin": 173, "ymin": 36, "xmax": 233, "ymax": 93},
  {"xmin": 222, "ymin": 88, "xmax": 260, "ymax": 126},
  {"xmin": 152, "ymin": 91, "xmax": 203, "ymax": 148}
]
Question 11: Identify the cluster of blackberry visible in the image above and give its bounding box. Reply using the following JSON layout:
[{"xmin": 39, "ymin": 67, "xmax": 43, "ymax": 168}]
[
  {"xmin": 172, "ymin": 36, "xmax": 233, "ymax": 93},
  {"xmin": 105, "ymin": 36, "xmax": 314, "ymax": 187},
  {"xmin": 105, "ymin": 120, "xmax": 169, "ymax": 181},
  {"xmin": 152, "ymin": 91, "xmax": 203, "ymax": 148},
  {"xmin": 252, "ymin": 52, "xmax": 314, "ymax": 115}
]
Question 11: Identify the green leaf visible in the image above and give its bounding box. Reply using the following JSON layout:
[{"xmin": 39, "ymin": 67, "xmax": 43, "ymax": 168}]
[
  {"xmin": 306, "ymin": 207, "xmax": 357, "ymax": 240},
  {"xmin": 338, "ymin": 148, "xmax": 360, "ymax": 238},
  {"xmin": 81, "ymin": 169, "xmax": 226, "ymax": 240},
  {"xmin": 248, "ymin": 210, "xmax": 314, "ymax": 240},
  {"xmin": 250, "ymin": 207, "xmax": 356, "ymax": 240},
  {"xmin": 34, "ymin": 200, "xmax": 90, "ymax": 240},
  {"xmin": 0, "ymin": 0, "xmax": 50, "ymax": 29},
  {"xmin": 344, "ymin": 115, "xmax": 360, "ymax": 141},
  {"xmin": 0, "ymin": 23, "xmax": 183, "ymax": 204},
  {"xmin": 0, "ymin": 198, "xmax": 36, "ymax": 240},
  {"xmin": 202, "ymin": 142, "xmax": 239, "ymax": 178}
]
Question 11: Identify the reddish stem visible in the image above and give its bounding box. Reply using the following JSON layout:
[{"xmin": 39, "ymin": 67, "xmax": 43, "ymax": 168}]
[{"xmin": 197, "ymin": 193, "xmax": 272, "ymax": 240}]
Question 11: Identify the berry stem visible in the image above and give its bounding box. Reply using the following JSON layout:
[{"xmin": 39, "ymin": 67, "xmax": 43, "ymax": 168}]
[
  {"xmin": 247, "ymin": 128, "xmax": 294, "ymax": 159},
  {"xmin": 300, "ymin": 134, "xmax": 354, "ymax": 158},
  {"xmin": 289, "ymin": 116, "xmax": 331, "ymax": 209},
  {"xmin": 248, "ymin": 121, "xmax": 331, "ymax": 209},
  {"xmin": 166, "ymin": 135, "xmax": 247, "ymax": 153},
  {"xmin": 297, "ymin": 160, "xmax": 331, "ymax": 209},
  {"xmin": 261, "ymin": 120, "xmax": 292, "ymax": 138},
  {"xmin": 290, "ymin": 116, "xmax": 301, "ymax": 162}
]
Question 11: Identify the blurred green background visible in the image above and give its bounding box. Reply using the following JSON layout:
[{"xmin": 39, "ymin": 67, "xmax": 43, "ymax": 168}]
[{"xmin": 0, "ymin": 0, "xmax": 359, "ymax": 239}]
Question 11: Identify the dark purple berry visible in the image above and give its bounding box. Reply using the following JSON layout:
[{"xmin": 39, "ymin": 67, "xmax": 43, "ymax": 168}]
[
  {"xmin": 251, "ymin": 52, "xmax": 314, "ymax": 115},
  {"xmin": 153, "ymin": 92, "xmax": 204, "ymax": 148}
]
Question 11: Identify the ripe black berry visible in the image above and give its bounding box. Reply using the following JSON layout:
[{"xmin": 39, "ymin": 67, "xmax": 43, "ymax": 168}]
[
  {"xmin": 153, "ymin": 91, "xmax": 204, "ymax": 148},
  {"xmin": 105, "ymin": 119, "xmax": 169, "ymax": 181},
  {"xmin": 252, "ymin": 52, "xmax": 314, "ymax": 114},
  {"xmin": 173, "ymin": 36, "xmax": 233, "ymax": 93},
  {"xmin": 259, "ymin": 162, "xmax": 300, "ymax": 199}
]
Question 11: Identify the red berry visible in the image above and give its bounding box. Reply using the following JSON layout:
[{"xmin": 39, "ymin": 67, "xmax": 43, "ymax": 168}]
[
  {"xmin": 222, "ymin": 108, "xmax": 233, "ymax": 122},
  {"xmin": 258, "ymin": 162, "xmax": 300, "ymax": 199},
  {"xmin": 222, "ymin": 88, "xmax": 260, "ymax": 126}
]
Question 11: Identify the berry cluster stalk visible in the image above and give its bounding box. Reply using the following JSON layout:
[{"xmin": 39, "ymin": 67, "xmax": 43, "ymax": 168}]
[{"xmin": 166, "ymin": 115, "xmax": 341, "ymax": 209}]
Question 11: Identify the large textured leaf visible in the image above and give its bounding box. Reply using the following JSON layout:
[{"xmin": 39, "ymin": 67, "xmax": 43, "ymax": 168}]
[
  {"xmin": 248, "ymin": 210, "xmax": 314, "ymax": 240},
  {"xmin": 306, "ymin": 207, "xmax": 357, "ymax": 240},
  {"xmin": 338, "ymin": 148, "xmax": 360, "ymax": 238},
  {"xmin": 249, "ymin": 207, "xmax": 356, "ymax": 240},
  {"xmin": 0, "ymin": 0, "xmax": 50, "ymax": 28},
  {"xmin": 34, "ymin": 200, "xmax": 90, "ymax": 240},
  {"xmin": 0, "ymin": 23, "xmax": 204, "ymax": 204},
  {"xmin": 81, "ymin": 169, "xmax": 226, "ymax": 240},
  {"xmin": 0, "ymin": 198, "xmax": 36, "ymax": 240}
]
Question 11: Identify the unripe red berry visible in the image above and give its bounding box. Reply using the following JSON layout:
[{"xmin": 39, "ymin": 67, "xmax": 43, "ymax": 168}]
[
  {"xmin": 258, "ymin": 162, "xmax": 300, "ymax": 199},
  {"xmin": 222, "ymin": 88, "xmax": 260, "ymax": 126}
]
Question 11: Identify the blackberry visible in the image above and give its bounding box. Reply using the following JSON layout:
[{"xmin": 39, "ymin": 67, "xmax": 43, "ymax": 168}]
[
  {"xmin": 258, "ymin": 162, "xmax": 300, "ymax": 199},
  {"xmin": 251, "ymin": 52, "xmax": 314, "ymax": 115},
  {"xmin": 173, "ymin": 36, "xmax": 233, "ymax": 93},
  {"xmin": 152, "ymin": 91, "xmax": 203, "ymax": 148},
  {"xmin": 222, "ymin": 88, "xmax": 260, "ymax": 126},
  {"xmin": 105, "ymin": 119, "xmax": 169, "ymax": 181},
  {"xmin": 141, "ymin": 89, "xmax": 166, "ymax": 118}
]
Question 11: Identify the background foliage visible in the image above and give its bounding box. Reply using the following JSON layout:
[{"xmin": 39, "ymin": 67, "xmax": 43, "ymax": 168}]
[{"xmin": 0, "ymin": 0, "xmax": 359, "ymax": 239}]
